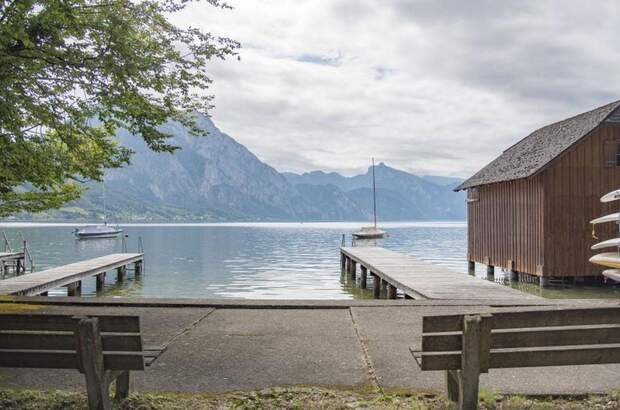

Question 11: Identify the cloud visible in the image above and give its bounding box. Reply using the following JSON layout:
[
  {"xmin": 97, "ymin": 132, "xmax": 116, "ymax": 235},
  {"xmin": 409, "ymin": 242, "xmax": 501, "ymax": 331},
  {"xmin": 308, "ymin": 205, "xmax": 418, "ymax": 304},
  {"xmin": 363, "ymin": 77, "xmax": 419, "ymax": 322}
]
[{"xmin": 170, "ymin": 0, "xmax": 620, "ymax": 177}]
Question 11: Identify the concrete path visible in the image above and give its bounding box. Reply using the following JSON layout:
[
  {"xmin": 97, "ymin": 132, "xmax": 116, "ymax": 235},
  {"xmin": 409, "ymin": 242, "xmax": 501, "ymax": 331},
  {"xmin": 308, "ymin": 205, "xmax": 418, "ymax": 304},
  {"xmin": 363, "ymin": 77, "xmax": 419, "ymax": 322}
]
[{"xmin": 2, "ymin": 298, "xmax": 620, "ymax": 395}]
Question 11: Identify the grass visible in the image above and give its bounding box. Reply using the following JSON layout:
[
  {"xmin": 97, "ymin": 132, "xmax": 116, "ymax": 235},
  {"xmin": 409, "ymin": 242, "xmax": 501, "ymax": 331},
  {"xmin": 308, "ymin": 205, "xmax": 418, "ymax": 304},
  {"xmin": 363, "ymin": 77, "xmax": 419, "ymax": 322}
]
[{"xmin": 5, "ymin": 388, "xmax": 620, "ymax": 410}]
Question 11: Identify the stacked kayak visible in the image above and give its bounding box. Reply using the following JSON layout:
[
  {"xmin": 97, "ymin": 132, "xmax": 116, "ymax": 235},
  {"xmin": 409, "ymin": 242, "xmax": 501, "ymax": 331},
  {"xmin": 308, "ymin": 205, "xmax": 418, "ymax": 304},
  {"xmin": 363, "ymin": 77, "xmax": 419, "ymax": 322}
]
[{"xmin": 590, "ymin": 189, "xmax": 620, "ymax": 281}]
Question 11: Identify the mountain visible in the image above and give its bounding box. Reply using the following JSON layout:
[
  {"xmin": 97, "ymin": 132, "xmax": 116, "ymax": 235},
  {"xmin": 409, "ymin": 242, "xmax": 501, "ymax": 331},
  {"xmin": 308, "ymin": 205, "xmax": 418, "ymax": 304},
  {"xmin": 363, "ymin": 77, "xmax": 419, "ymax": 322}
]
[{"xmin": 12, "ymin": 115, "xmax": 466, "ymax": 221}]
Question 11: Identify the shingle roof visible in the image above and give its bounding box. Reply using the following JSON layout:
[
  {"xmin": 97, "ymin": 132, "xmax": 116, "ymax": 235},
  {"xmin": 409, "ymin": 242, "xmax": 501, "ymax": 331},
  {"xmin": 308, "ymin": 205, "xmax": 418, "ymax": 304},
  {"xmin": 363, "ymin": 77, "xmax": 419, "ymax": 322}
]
[{"xmin": 455, "ymin": 100, "xmax": 620, "ymax": 191}]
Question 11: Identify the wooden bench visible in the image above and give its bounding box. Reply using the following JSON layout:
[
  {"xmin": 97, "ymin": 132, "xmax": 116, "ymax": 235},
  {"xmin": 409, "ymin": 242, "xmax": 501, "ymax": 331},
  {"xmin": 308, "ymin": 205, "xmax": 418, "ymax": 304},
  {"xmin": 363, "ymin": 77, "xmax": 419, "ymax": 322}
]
[
  {"xmin": 411, "ymin": 307, "xmax": 620, "ymax": 410},
  {"xmin": 0, "ymin": 313, "xmax": 145, "ymax": 410}
]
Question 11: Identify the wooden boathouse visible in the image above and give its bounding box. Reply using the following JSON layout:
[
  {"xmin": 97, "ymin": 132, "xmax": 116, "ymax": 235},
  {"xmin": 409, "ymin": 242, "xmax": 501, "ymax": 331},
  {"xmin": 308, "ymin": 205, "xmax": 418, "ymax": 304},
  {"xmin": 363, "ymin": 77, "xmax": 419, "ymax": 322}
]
[{"xmin": 455, "ymin": 100, "xmax": 620, "ymax": 286}]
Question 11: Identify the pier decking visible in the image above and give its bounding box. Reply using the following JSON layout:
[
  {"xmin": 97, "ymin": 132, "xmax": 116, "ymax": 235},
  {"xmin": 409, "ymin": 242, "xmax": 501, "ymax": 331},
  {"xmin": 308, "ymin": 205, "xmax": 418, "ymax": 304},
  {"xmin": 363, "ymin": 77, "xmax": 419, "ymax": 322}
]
[
  {"xmin": 0, "ymin": 253, "xmax": 143, "ymax": 296},
  {"xmin": 341, "ymin": 246, "xmax": 541, "ymax": 300}
]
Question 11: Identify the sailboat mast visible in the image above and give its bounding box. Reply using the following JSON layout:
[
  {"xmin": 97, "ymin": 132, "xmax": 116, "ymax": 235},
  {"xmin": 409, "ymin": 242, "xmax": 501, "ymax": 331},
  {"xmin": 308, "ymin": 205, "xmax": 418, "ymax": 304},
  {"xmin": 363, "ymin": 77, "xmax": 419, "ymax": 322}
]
[
  {"xmin": 103, "ymin": 180, "xmax": 107, "ymax": 225},
  {"xmin": 372, "ymin": 158, "xmax": 377, "ymax": 228}
]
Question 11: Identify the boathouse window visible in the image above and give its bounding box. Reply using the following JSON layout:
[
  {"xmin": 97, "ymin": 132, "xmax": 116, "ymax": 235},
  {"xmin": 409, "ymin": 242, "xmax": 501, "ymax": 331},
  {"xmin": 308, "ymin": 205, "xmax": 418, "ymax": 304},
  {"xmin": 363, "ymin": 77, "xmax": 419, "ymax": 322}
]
[
  {"xmin": 603, "ymin": 140, "xmax": 620, "ymax": 167},
  {"xmin": 467, "ymin": 188, "xmax": 479, "ymax": 202}
]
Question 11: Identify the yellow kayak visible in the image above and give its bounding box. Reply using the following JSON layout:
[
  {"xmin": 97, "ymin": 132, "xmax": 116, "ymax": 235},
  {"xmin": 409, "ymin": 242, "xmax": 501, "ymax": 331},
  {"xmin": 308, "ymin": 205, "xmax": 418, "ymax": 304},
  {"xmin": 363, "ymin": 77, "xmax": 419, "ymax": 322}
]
[{"xmin": 590, "ymin": 253, "xmax": 620, "ymax": 268}]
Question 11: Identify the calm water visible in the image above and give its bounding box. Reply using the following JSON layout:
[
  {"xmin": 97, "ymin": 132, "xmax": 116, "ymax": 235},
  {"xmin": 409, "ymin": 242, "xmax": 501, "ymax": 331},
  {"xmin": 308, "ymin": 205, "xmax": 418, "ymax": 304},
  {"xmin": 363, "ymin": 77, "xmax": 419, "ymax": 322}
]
[{"xmin": 1, "ymin": 221, "xmax": 620, "ymax": 299}]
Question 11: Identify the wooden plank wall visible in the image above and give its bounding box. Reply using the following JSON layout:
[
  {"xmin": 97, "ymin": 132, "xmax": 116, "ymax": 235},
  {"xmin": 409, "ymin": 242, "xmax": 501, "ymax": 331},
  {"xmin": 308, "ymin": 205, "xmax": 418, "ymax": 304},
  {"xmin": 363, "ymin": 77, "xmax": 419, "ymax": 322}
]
[
  {"xmin": 542, "ymin": 123, "xmax": 620, "ymax": 277},
  {"xmin": 468, "ymin": 178, "xmax": 544, "ymax": 276}
]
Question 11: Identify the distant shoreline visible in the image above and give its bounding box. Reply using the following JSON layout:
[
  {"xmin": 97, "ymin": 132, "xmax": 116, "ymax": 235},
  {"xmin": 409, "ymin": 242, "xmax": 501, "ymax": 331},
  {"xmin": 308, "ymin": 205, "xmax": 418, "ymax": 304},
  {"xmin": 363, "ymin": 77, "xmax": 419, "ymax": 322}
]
[{"xmin": 0, "ymin": 220, "xmax": 466, "ymax": 229}]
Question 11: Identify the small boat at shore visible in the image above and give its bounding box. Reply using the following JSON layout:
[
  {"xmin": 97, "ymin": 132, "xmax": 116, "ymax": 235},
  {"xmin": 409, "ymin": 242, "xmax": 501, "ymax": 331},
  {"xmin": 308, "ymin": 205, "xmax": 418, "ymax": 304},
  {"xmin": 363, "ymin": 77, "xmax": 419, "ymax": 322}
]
[
  {"xmin": 74, "ymin": 224, "xmax": 123, "ymax": 239},
  {"xmin": 353, "ymin": 158, "xmax": 386, "ymax": 239}
]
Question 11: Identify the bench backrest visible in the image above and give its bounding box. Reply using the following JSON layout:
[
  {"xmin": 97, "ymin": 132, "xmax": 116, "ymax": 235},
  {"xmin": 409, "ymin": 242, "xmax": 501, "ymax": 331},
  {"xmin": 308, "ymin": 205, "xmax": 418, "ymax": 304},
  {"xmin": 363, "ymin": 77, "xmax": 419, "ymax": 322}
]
[
  {"xmin": 0, "ymin": 313, "xmax": 144, "ymax": 371},
  {"xmin": 418, "ymin": 307, "xmax": 620, "ymax": 371}
]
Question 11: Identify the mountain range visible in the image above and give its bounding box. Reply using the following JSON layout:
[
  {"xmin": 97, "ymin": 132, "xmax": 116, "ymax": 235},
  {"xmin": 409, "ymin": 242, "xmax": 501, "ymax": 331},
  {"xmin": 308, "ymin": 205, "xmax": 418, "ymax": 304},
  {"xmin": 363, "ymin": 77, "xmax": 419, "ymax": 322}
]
[{"xmin": 15, "ymin": 115, "xmax": 466, "ymax": 222}]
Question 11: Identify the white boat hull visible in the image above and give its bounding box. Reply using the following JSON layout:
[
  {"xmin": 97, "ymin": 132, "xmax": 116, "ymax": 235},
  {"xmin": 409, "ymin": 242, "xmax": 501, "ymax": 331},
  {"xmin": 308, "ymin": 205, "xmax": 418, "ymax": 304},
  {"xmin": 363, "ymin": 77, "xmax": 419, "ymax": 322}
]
[
  {"xmin": 352, "ymin": 227, "xmax": 386, "ymax": 239},
  {"xmin": 590, "ymin": 213, "xmax": 619, "ymax": 224},
  {"xmin": 590, "ymin": 252, "xmax": 620, "ymax": 269},
  {"xmin": 601, "ymin": 189, "xmax": 620, "ymax": 203},
  {"xmin": 592, "ymin": 237, "xmax": 620, "ymax": 250},
  {"xmin": 603, "ymin": 269, "xmax": 620, "ymax": 282}
]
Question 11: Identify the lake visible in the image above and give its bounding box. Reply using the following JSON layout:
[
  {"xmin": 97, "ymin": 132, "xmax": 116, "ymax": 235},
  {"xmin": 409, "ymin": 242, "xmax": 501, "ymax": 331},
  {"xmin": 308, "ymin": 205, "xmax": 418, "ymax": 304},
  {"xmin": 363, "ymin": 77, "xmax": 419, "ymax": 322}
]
[{"xmin": 1, "ymin": 221, "xmax": 619, "ymax": 299}]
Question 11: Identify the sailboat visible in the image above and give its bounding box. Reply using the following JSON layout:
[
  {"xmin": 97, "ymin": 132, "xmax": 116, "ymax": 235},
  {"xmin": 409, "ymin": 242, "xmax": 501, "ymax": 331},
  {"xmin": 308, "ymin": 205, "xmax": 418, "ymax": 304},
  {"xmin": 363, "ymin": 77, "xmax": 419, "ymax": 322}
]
[
  {"xmin": 353, "ymin": 158, "xmax": 386, "ymax": 239},
  {"xmin": 74, "ymin": 181, "xmax": 123, "ymax": 239}
]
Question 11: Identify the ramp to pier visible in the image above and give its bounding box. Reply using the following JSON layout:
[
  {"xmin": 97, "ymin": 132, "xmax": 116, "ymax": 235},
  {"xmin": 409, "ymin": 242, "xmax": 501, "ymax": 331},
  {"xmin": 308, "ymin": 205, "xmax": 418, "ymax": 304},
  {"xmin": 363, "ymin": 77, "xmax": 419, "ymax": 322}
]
[
  {"xmin": 341, "ymin": 246, "xmax": 541, "ymax": 300},
  {"xmin": 0, "ymin": 253, "xmax": 143, "ymax": 296}
]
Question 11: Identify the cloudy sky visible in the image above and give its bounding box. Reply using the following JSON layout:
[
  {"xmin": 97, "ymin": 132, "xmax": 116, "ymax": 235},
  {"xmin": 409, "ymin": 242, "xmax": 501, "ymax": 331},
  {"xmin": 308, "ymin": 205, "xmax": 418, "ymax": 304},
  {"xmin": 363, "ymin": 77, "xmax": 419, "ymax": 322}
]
[{"xmin": 172, "ymin": 0, "xmax": 620, "ymax": 178}]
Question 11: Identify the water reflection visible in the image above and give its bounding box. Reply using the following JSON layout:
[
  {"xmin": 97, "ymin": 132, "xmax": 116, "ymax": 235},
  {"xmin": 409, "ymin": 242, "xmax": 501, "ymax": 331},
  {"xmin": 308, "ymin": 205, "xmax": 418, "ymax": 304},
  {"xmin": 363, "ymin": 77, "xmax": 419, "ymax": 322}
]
[{"xmin": 0, "ymin": 222, "xmax": 619, "ymax": 299}]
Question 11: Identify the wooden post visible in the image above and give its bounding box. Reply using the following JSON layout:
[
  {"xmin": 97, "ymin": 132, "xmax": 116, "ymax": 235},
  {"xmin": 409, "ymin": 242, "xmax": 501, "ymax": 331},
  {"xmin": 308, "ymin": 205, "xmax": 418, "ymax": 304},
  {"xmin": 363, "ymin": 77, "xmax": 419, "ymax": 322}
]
[
  {"xmin": 380, "ymin": 278, "xmax": 387, "ymax": 293},
  {"xmin": 510, "ymin": 269, "xmax": 519, "ymax": 281},
  {"xmin": 468, "ymin": 261, "xmax": 475, "ymax": 276},
  {"xmin": 350, "ymin": 260, "xmax": 357, "ymax": 279},
  {"xmin": 75, "ymin": 317, "xmax": 111, "ymax": 410},
  {"xmin": 340, "ymin": 253, "xmax": 346, "ymax": 274},
  {"xmin": 486, "ymin": 265, "xmax": 494, "ymax": 280},
  {"xmin": 360, "ymin": 266, "xmax": 367, "ymax": 288},
  {"xmin": 96, "ymin": 273, "xmax": 105, "ymax": 291},
  {"xmin": 67, "ymin": 281, "xmax": 81, "ymax": 297},
  {"xmin": 453, "ymin": 314, "xmax": 491, "ymax": 410},
  {"xmin": 114, "ymin": 371, "xmax": 130, "ymax": 400},
  {"xmin": 134, "ymin": 261, "xmax": 142, "ymax": 276},
  {"xmin": 372, "ymin": 273, "xmax": 381, "ymax": 298},
  {"xmin": 15, "ymin": 259, "xmax": 22, "ymax": 276},
  {"xmin": 387, "ymin": 284, "xmax": 397, "ymax": 299},
  {"xmin": 117, "ymin": 266, "xmax": 126, "ymax": 282}
]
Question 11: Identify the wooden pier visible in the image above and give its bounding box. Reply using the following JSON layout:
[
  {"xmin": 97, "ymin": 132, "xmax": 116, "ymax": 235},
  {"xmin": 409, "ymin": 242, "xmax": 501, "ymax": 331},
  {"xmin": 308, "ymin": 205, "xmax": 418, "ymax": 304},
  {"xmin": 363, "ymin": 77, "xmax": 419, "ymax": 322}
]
[
  {"xmin": 340, "ymin": 247, "xmax": 541, "ymax": 300},
  {"xmin": 0, "ymin": 253, "xmax": 143, "ymax": 296},
  {"xmin": 0, "ymin": 251, "xmax": 26, "ymax": 277}
]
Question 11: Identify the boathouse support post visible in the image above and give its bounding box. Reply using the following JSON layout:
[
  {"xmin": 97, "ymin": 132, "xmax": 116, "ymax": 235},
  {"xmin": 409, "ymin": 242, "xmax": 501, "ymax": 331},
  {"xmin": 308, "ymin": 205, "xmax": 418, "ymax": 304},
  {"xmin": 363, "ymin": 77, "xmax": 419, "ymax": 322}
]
[
  {"xmin": 486, "ymin": 265, "xmax": 494, "ymax": 280},
  {"xmin": 467, "ymin": 261, "xmax": 475, "ymax": 276},
  {"xmin": 387, "ymin": 284, "xmax": 397, "ymax": 299},
  {"xmin": 360, "ymin": 265, "xmax": 367, "ymax": 288}
]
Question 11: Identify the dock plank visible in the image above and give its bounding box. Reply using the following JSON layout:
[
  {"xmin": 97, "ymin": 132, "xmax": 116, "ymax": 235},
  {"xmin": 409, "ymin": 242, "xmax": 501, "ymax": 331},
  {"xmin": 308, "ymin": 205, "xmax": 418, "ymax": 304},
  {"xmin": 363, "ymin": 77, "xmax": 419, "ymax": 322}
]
[
  {"xmin": 0, "ymin": 253, "xmax": 143, "ymax": 296},
  {"xmin": 341, "ymin": 247, "xmax": 540, "ymax": 300}
]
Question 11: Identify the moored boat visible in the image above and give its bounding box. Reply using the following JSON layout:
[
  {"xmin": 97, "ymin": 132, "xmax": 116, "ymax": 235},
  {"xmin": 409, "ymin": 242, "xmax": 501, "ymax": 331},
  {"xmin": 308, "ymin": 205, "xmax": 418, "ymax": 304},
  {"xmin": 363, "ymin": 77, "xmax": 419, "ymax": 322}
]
[
  {"xmin": 353, "ymin": 158, "xmax": 386, "ymax": 239},
  {"xmin": 74, "ymin": 224, "xmax": 123, "ymax": 239}
]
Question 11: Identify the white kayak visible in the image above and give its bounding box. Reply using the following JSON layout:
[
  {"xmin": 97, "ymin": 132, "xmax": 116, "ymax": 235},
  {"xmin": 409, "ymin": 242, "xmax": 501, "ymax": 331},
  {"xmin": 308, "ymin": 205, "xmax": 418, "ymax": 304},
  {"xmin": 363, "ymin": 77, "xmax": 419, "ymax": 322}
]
[
  {"xmin": 590, "ymin": 252, "xmax": 620, "ymax": 269},
  {"xmin": 603, "ymin": 269, "xmax": 620, "ymax": 282},
  {"xmin": 601, "ymin": 189, "xmax": 620, "ymax": 203},
  {"xmin": 590, "ymin": 213, "xmax": 620, "ymax": 224},
  {"xmin": 591, "ymin": 237, "xmax": 620, "ymax": 250}
]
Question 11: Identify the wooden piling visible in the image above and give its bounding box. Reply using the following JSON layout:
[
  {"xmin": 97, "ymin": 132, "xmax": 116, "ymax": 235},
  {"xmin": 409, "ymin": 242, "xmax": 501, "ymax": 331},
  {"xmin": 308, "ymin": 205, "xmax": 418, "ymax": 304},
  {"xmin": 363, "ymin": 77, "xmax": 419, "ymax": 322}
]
[
  {"xmin": 372, "ymin": 273, "xmax": 381, "ymax": 298},
  {"xmin": 96, "ymin": 273, "xmax": 105, "ymax": 291},
  {"xmin": 510, "ymin": 269, "xmax": 519, "ymax": 281},
  {"xmin": 340, "ymin": 253, "xmax": 346, "ymax": 274},
  {"xmin": 387, "ymin": 284, "xmax": 397, "ymax": 299},
  {"xmin": 486, "ymin": 265, "xmax": 494, "ymax": 280},
  {"xmin": 360, "ymin": 265, "xmax": 367, "ymax": 288},
  {"xmin": 380, "ymin": 278, "xmax": 387, "ymax": 293},
  {"xmin": 135, "ymin": 261, "xmax": 142, "ymax": 276},
  {"xmin": 467, "ymin": 261, "xmax": 475, "ymax": 276},
  {"xmin": 349, "ymin": 260, "xmax": 357, "ymax": 279},
  {"xmin": 117, "ymin": 266, "xmax": 126, "ymax": 282},
  {"xmin": 67, "ymin": 281, "xmax": 81, "ymax": 297}
]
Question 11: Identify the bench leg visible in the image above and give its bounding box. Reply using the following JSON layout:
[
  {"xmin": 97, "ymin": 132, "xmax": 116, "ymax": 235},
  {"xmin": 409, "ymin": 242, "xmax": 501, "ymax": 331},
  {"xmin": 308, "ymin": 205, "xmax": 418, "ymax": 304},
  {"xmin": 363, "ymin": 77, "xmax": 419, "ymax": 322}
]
[
  {"xmin": 445, "ymin": 369, "xmax": 460, "ymax": 403},
  {"xmin": 115, "ymin": 371, "xmax": 130, "ymax": 400},
  {"xmin": 76, "ymin": 317, "xmax": 111, "ymax": 410}
]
